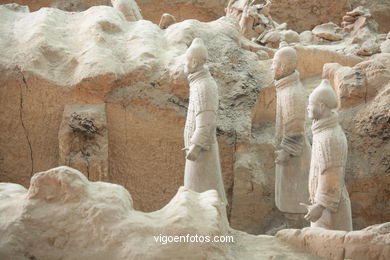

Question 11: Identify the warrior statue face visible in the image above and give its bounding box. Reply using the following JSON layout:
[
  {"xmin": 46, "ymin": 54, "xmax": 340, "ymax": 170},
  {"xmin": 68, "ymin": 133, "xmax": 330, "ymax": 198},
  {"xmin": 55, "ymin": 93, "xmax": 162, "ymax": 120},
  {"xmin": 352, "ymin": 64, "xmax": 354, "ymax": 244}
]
[
  {"xmin": 307, "ymin": 96, "xmax": 326, "ymax": 120},
  {"xmin": 271, "ymin": 47, "xmax": 298, "ymax": 80},
  {"xmin": 308, "ymin": 79, "xmax": 338, "ymax": 120},
  {"xmin": 184, "ymin": 38, "xmax": 208, "ymax": 75}
]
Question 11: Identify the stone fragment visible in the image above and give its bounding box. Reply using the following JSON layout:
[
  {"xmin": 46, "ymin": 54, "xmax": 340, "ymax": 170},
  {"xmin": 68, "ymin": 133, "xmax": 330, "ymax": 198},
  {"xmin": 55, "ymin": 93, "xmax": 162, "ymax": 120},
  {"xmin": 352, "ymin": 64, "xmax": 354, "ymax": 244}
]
[
  {"xmin": 312, "ymin": 22, "xmax": 343, "ymax": 41},
  {"xmin": 299, "ymin": 30, "xmax": 313, "ymax": 43},
  {"xmin": 260, "ymin": 30, "xmax": 282, "ymax": 48},
  {"xmin": 357, "ymin": 38, "xmax": 380, "ymax": 56},
  {"xmin": 346, "ymin": 6, "xmax": 370, "ymax": 17},
  {"xmin": 227, "ymin": 0, "xmax": 280, "ymax": 41},
  {"xmin": 282, "ymin": 30, "xmax": 300, "ymax": 43},
  {"xmin": 323, "ymin": 63, "xmax": 366, "ymax": 108},
  {"xmin": 275, "ymin": 22, "xmax": 287, "ymax": 31},
  {"xmin": 342, "ymin": 15, "xmax": 356, "ymax": 23},
  {"xmin": 351, "ymin": 16, "xmax": 368, "ymax": 33},
  {"xmin": 355, "ymin": 53, "xmax": 390, "ymax": 97},
  {"xmin": 159, "ymin": 13, "xmax": 176, "ymax": 29},
  {"xmin": 380, "ymin": 39, "xmax": 390, "ymax": 53},
  {"xmin": 59, "ymin": 104, "xmax": 109, "ymax": 182},
  {"xmin": 355, "ymin": 2, "xmax": 390, "ymax": 33},
  {"xmin": 344, "ymin": 7, "xmax": 379, "ymax": 43},
  {"xmin": 323, "ymin": 53, "xmax": 390, "ymax": 108},
  {"xmin": 342, "ymin": 21, "xmax": 354, "ymax": 32}
]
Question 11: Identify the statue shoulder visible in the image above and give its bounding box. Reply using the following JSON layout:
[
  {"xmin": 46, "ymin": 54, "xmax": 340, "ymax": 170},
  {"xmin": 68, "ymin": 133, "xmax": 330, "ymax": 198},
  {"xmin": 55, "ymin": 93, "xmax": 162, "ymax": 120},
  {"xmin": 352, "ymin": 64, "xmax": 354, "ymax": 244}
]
[
  {"xmin": 194, "ymin": 78, "xmax": 219, "ymax": 113},
  {"xmin": 197, "ymin": 76, "xmax": 218, "ymax": 97}
]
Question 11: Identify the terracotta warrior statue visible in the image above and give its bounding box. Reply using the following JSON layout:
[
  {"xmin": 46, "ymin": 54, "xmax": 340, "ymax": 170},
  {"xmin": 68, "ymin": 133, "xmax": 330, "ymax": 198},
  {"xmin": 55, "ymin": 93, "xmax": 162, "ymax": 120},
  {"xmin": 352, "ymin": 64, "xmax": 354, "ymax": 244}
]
[
  {"xmin": 183, "ymin": 38, "xmax": 228, "ymax": 206},
  {"xmin": 302, "ymin": 79, "xmax": 353, "ymax": 231},
  {"xmin": 272, "ymin": 46, "xmax": 311, "ymax": 219}
]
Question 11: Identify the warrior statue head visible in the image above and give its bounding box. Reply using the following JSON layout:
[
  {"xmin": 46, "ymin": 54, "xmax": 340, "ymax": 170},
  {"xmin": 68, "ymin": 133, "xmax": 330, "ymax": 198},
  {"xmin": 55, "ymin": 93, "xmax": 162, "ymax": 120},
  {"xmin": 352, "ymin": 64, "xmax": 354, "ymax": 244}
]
[
  {"xmin": 307, "ymin": 79, "xmax": 338, "ymax": 120},
  {"xmin": 184, "ymin": 38, "xmax": 208, "ymax": 74},
  {"xmin": 271, "ymin": 46, "xmax": 298, "ymax": 80}
]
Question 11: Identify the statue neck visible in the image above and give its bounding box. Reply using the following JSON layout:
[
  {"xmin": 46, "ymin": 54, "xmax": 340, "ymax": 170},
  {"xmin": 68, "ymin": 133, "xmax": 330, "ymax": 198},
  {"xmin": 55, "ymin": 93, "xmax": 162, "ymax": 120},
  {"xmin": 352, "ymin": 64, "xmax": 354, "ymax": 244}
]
[
  {"xmin": 312, "ymin": 111, "xmax": 339, "ymax": 135},
  {"xmin": 187, "ymin": 67, "xmax": 210, "ymax": 85},
  {"xmin": 274, "ymin": 70, "xmax": 299, "ymax": 90},
  {"xmin": 318, "ymin": 108, "xmax": 332, "ymax": 119}
]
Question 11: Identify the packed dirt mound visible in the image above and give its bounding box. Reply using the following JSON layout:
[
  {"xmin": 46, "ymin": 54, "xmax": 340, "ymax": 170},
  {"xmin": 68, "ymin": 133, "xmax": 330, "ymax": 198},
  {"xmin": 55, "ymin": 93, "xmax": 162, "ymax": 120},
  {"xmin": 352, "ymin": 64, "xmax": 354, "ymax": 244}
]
[{"xmin": 0, "ymin": 166, "xmax": 321, "ymax": 260}]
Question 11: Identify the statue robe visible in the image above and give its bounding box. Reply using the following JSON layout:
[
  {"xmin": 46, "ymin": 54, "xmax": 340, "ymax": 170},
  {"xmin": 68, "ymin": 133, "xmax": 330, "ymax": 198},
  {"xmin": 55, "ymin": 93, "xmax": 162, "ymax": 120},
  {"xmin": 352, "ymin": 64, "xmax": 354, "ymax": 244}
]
[
  {"xmin": 184, "ymin": 68, "xmax": 228, "ymax": 205},
  {"xmin": 309, "ymin": 111, "xmax": 352, "ymax": 231},
  {"xmin": 275, "ymin": 71, "xmax": 311, "ymax": 213}
]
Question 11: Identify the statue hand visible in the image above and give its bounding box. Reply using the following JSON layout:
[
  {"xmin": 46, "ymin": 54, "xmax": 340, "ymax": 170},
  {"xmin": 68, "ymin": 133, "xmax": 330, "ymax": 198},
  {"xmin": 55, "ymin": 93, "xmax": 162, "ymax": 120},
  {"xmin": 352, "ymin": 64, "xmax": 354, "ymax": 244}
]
[
  {"xmin": 275, "ymin": 149, "xmax": 290, "ymax": 165},
  {"xmin": 300, "ymin": 203, "xmax": 324, "ymax": 222},
  {"xmin": 186, "ymin": 144, "xmax": 202, "ymax": 161}
]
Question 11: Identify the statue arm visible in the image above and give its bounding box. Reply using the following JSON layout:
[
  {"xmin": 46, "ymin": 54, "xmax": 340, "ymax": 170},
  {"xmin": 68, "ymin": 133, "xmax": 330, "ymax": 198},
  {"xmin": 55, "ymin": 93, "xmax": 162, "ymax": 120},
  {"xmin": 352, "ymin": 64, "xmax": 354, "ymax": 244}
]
[
  {"xmin": 275, "ymin": 96, "xmax": 293, "ymax": 164},
  {"xmin": 274, "ymin": 95, "xmax": 283, "ymax": 147},
  {"xmin": 280, "ymin": 93, "xmax": 305, "ymax": 156},
  {"xmin": 190, "ymin": 110, "xmax": 216, "ymax": 150},
  {"xmin": 315, "ymin": 166, "xmax": 344, "ymax": 212},
  {"xmin": 276, "ymin": 99, "xmax": 305, "ymax": 158},
  {"xmin": 280, "ymin": 134, "xmax": 304, "ymax": 156},
  {"xmin": 186, "ymin": 110, "xmax": 215, "ymax": 161}
]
